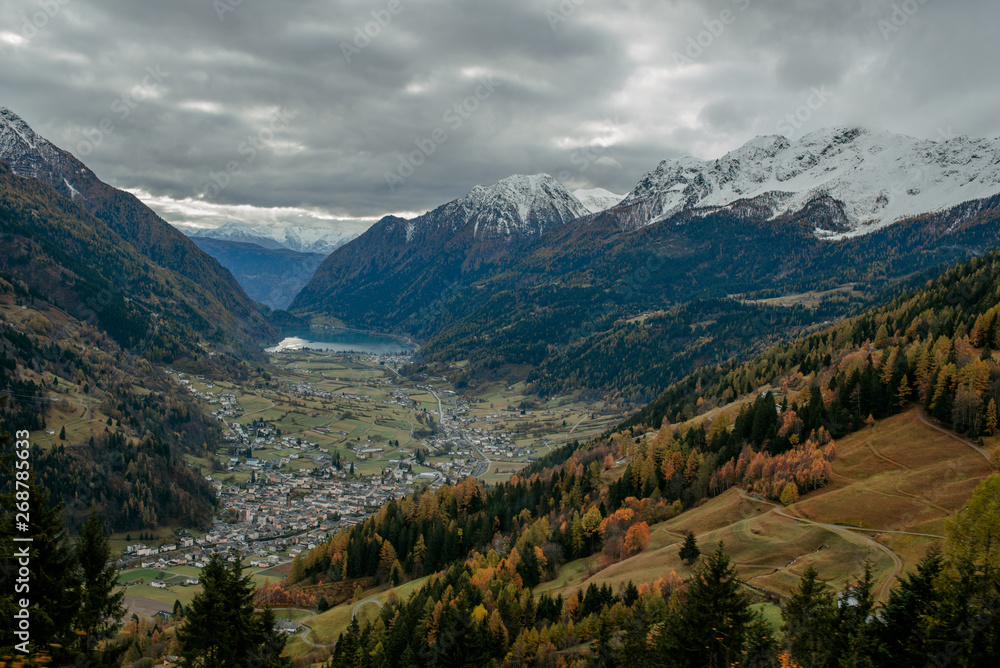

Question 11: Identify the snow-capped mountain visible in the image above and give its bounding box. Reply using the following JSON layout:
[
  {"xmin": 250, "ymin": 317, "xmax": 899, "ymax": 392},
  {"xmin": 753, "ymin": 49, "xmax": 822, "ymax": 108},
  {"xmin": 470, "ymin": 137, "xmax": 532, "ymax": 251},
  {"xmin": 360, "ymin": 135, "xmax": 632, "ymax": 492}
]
[
  {"xmin": 0, "ymin": 107, "xmax": 90, "ymax": 201},
  {"xmin": 617, "ymin": 127, "xmax": 1000, "ymax": 237},
  {"xmin": 187, "ymin": 221, "xmax": 358, "ymax": 255},
  {"xmin": 404, "ymin": 173, "xmax": 591, "ymax": 242},
  {"xmin": 573, "ymin": 187, "xmax": 625, "ymax": 214},
  {"xmin": 291, "ymin": 173, "xmax": 589, "ymax": 322}
]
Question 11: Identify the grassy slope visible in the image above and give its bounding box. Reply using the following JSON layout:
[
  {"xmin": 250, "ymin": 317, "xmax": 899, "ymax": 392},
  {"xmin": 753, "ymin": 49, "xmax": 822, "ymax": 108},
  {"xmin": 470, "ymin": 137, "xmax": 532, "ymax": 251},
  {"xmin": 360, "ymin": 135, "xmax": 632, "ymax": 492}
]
[{"xmin": 540, "ymin": 407, "xmax": 995, "ymax": 603}]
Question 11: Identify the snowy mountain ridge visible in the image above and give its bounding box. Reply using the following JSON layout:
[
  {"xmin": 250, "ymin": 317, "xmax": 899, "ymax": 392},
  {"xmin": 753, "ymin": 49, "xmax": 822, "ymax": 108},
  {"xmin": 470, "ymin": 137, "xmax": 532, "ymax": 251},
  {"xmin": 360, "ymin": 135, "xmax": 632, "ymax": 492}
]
[
  {"xmin": 620, "ymin": 127, "xmax": 1000, "ymax": 237},
  {"xmin": 407, "ymin": 173, "xmax": 592, "ymax": 242},
  {"xmin": 572, "ymin": 187, "xmax": 625, "ymax": 214},
  {"xmin": 186, "ymin": 221, "xmax": 359, "ymax": 255},
  {"xmin": 0, "ymin": 107, "xmax": 87, "ymax": 199}
]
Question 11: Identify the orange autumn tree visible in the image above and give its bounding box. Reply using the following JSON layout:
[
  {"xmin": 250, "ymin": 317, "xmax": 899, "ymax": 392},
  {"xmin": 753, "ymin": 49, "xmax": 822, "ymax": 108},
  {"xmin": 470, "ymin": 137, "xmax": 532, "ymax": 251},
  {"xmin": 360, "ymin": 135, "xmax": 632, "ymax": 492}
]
[
  {"xmin": 623, "ymin": 522, "xmax": 650, "ymax": 557},
  {"xmin": 710, "ymin": 428, "xmax": 835, "ymax": 500}
]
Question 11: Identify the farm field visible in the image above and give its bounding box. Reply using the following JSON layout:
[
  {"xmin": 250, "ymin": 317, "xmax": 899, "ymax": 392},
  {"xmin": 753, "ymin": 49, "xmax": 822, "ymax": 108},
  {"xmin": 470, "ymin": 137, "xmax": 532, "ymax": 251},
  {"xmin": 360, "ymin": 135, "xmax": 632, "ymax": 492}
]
[{"xmin": 183, "ymin": 350, "xmax": 629, "ymax": 486}]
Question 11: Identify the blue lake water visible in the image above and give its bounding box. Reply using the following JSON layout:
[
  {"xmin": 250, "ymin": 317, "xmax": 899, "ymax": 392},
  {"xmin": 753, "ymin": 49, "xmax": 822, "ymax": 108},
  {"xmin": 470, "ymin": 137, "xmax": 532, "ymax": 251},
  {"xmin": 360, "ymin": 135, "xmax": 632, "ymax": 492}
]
[{"xmin": 265, "ymin": 329, "xmax": 415, "ymax": 355}]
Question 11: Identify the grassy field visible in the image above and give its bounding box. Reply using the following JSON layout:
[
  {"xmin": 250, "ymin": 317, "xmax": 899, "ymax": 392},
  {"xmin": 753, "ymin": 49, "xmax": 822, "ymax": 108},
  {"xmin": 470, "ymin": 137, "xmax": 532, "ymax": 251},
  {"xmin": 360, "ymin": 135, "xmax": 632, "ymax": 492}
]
[
  {"xmin": 538, "ymin": 408, "xmax": 994, "ymax": 604},
  {"xmin": 304, "ymin": 576, "xmax": 432, "ymax": 645}
]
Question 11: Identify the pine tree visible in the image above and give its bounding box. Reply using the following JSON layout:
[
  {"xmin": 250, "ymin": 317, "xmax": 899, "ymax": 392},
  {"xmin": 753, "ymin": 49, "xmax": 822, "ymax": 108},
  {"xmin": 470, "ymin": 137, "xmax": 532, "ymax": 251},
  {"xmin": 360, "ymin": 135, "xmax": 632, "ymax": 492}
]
[
  {"xmin": 895, "ymin": 375, "xmax": 912, "ymax": 410},
  {"xmin": 76, "ymin": 505, "xmax": 126, "ymax": 661},
  {"xmin": 288, "ymin": 553, "xmax": 305, "ymax": 583},
  {"xmin": 178, "ymin": 551, "xmax": 283, "ymax": 667},
  {"xmin": 679, "ymin": 531, "xmax": 701, "ymax": 565},
  {"xmin": 668, "ymin": 544, "xmax": 762, "ymax": 667},
  {"xmin": 0, "ymin": 475, "xmax": 82, "ymax": 661},
  {"xmin": 59, "ymin": 425, "xmax": 66, "ymax": 440},
  {"xmin": 985, "ymin": 398, "xmax": 998, "ymax": 435},
  {"xmin": 782, "ymin": 566, "xmax": 836, "ymax": 667},
  {"xmin": 875, "ymin": 546, "xmax": 943, "ymax": 667},
  {"xmin": 835, "ymin": 561, "xmax": 880, "ymax": 665},
  {"xmin": 251, "ymin": 607, "xmax": 293, "ymax": 668}
]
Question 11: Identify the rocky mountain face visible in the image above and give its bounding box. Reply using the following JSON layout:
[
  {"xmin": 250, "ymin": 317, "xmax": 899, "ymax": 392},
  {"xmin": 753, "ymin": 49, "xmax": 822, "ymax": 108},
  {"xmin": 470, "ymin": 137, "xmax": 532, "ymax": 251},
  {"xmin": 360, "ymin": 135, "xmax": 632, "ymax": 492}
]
[
  {"xmin": 608, "ymin": 127, "xmax": 1000, "ymax": 236},
  {"xmin": 0, "ymin": 107, "xmax": 275, "ymax": 344},
  {"xmin": 291, "ymin": 174, "xmax": 591, "ymax": 328}
]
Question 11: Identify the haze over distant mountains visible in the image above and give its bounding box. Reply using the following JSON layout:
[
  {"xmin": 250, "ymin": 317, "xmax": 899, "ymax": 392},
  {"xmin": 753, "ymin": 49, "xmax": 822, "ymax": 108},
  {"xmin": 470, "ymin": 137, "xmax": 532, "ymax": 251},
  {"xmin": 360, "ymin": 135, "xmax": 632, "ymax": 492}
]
[{"xmin": 185, "ymin": 220, "xmax": 359, "ymax": 255}]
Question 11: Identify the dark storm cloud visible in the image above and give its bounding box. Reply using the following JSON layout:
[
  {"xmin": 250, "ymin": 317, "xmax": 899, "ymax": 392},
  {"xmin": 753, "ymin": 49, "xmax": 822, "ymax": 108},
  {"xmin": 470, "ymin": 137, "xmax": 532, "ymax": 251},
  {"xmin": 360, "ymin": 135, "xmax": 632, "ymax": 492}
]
[{"xmin": 1, "ymin": 0, "xmax": 998, "ymax": 229}]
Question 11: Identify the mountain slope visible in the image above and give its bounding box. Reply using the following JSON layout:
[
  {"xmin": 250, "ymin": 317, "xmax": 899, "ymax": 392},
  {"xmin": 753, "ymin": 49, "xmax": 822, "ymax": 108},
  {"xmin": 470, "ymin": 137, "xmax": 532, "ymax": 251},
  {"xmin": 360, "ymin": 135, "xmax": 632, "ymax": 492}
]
[
  {"xmin": 610, "ymin": 127, "xmax": 1000, "ymax": 235},
  {"xmin": 292, "ymin": 173, "xmax": 591, "ymax": 329},
  {"xmin": 190, "ymin": 237, "xmax": 325, "ymax": 310},
  {"xmin": 296, "ymin": 249, "xmax": 1000, "ymax": 665},
  {"xmin": 0, "ymin": 162, "xmax": 235, "ymax": 358},
  {"xmin": 419, "ymin": 190, "xmax": 1000, "ymax": 404},
  {"xmin": 0, "ymin": 107, "xmax": 275, "ymax": 345},
  {"xmin": 573, "ymin": 187, "xmax": 624, "ymax": 213}
]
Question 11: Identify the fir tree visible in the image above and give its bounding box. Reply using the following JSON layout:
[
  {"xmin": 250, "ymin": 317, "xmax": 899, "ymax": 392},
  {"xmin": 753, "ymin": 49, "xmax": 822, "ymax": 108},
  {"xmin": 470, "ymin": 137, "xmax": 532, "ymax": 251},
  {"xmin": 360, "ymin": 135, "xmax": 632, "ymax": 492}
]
[
  {"xmin": 835, "ymin": 561, "xmax": 880, "ymax": 666},
  {"xmin": 667, "ymin": 544, "xmax": 763, "ymax": 668},
  {"xmin": 0, "ymin": 475, "xmax": 81, "ymax": 662},
  {"xmin": 875, "ymin": 546, "xmax": 943, "ymax": 667},
  {"xmin": 76, "ymin": 505, "xmax": 126, "ymax": 662},
  {"xmin": 178, "ymin": 551, "xmax": 286, "ymax": 666},
  {"xmin": 251, "ymin": 607, "xmax": 293, "ymax": 668},
  {"xmin": 782, "ymin": 566, "xmax": 836, "ymax": 667},
  {"xmin": 679, "ymin": 531, "xmax": 700, "ymax": 565}
]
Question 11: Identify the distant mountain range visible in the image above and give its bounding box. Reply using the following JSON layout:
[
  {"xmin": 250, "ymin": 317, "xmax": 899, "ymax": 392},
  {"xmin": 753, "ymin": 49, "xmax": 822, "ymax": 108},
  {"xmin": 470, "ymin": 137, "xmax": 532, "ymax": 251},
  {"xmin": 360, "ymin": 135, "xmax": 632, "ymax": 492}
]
[
  {"xmin": 189, "ymin": 237, "xmax": 325, "ymax": 310},
  {"xmin": 292, "ymin": 126, "xmax": 1000, "ymax": 402},
  {"xmin": 608, "ymin": 127, "xmax": 1000, "ymax": 235},
  {"xmin": 8, "ymin": 103, "xmax": 1000, "ymax": 403},
  {"xmin": 185, "ymin": 220, "xmax": 359, "ymax": 255}
]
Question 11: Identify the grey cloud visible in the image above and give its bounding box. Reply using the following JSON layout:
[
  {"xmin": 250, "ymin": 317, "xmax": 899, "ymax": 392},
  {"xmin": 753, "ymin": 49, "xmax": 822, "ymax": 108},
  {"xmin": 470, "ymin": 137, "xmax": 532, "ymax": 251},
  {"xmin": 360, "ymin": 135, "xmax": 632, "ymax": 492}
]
[{"xmin": 1, "ymin": 0, "xmax": 998, "ymax": 230}]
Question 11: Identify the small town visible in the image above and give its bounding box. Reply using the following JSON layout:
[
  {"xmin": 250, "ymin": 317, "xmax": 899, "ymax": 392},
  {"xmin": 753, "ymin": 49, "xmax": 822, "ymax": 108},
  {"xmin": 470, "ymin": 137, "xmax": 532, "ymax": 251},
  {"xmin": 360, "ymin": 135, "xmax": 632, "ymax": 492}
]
[{"xmin": 122, "ymin": 355, "xmax": 535, "ymax": 572}]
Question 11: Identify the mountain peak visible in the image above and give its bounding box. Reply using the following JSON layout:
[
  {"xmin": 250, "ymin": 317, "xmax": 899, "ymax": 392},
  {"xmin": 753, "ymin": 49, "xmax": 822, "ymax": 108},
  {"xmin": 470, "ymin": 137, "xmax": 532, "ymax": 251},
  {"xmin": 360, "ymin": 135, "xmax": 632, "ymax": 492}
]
[
  {"xmin": 620, "ymin": 126, "xmax": 1000, "ymax": 236},
  {"xmin": 572, "ymin": 187, "xmax": 625, "ymax": 214},
  {"xmin": 0, "ymin": 107, "xmax": 43, "ymax": 149},
  {"xmin": 0, "ymin": 107, "xmax": 83, "ymax": 189},
  {"xmin": 424, "ymin": 173, "xmax": 590, "ymax": 241}
]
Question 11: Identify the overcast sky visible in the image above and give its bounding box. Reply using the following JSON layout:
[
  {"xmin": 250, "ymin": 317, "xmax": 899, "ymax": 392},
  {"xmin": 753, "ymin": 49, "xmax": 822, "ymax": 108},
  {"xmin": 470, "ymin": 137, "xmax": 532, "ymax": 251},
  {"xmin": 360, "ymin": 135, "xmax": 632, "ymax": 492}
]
[{"xmin": 2, "ymin": 0, "xmax": 998, "ymax": 231}]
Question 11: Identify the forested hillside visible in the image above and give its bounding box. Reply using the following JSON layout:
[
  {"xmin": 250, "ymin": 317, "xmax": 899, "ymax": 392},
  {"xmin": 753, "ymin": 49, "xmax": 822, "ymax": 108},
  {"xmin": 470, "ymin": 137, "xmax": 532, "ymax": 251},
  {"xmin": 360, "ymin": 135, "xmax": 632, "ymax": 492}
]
[
  {"xmin": 289, "ymin": 249, "xmax": 1000, "ymax": 666},
  {"xmin": 407, "ymin": 193, "xmax": 1000, "ymax": 405},
  {"xmin": 0, "ymin": 163, "xmax": 280, "ymax": 529},
  {"xmin": 0, "ymin": 109, "xmax": 276, "ymax": 347}
]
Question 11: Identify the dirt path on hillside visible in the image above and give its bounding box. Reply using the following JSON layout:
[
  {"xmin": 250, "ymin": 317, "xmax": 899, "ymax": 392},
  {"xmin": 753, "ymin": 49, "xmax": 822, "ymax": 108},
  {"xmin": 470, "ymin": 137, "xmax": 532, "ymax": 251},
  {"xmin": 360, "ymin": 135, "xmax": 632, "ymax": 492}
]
[
  {"xmin": 733, "ymin": 488, "xmax": 907, "ymax": 600},
  {"xmin": 916, "ymin": 408, "xmax": 994, "ymax": 464}
]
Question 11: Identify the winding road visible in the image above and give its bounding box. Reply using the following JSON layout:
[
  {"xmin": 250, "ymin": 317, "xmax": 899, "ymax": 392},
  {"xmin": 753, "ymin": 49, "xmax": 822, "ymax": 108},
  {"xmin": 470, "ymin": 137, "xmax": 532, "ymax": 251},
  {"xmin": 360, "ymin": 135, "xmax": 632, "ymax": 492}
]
[{"xmin": 734, "ymin": 488, "xmax": 918, "ymax": 600}]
